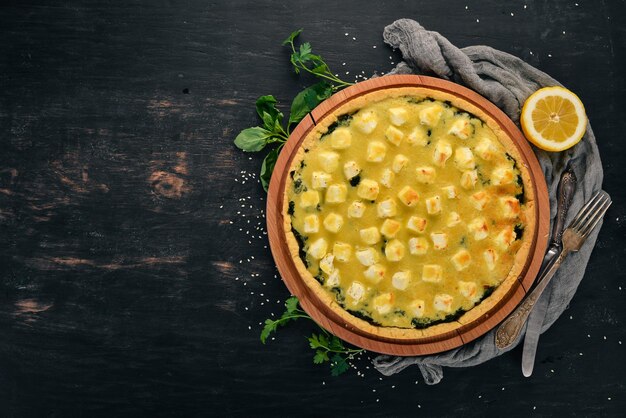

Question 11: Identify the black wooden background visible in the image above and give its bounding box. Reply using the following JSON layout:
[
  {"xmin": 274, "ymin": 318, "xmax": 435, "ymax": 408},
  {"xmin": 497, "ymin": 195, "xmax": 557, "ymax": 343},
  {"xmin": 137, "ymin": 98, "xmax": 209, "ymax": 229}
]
[{"xmin": 1, "ymin": 1, "xmax": 625, "ymax": 416}]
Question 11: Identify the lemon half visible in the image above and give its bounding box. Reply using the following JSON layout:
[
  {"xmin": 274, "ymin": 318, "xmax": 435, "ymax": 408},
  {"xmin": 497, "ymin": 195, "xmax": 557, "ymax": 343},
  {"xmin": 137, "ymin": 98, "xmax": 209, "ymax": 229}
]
[{"xmin": 520, "ymin": 86, "xmax": 587, "ymax": 152}]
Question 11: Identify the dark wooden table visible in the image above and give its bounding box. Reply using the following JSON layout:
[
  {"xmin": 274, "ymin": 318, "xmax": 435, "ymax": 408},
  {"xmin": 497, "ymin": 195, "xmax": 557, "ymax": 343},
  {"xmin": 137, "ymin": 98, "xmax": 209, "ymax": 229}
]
[{"xmin": 1, "ymin": 1, "xmax": 625, "ymax": 416}]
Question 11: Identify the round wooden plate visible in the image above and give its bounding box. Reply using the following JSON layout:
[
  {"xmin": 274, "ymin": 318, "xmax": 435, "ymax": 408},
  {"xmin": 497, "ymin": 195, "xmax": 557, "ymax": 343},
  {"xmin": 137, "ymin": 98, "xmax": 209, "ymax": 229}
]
[{"xmin": 266, "ymin": 75, "xmax": 549, "ymax": 356}]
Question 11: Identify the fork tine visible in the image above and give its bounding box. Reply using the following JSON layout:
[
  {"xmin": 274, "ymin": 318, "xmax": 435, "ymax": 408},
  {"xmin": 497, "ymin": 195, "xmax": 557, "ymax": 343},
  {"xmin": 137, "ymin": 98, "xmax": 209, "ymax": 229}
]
[
  {"xmin": 579, "ymin": 198, "xmax": 612, "ymax": 239},
  {"xmin": 569, "ymin": 191, "xmax": 603, "ymax": 228},
  {"xmin": 574, "ymin": 193, "xmax": 610, "ymax": 234},
  {"xmin": 570, "ymin": 192, "xmax": 607, "ymax": 230}
]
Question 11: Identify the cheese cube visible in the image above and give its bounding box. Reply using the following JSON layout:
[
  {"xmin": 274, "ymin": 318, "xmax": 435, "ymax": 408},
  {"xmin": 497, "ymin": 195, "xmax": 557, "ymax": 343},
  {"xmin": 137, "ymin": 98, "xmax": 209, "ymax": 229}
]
[
  {"xmin": 303, "ymin": 214, "xmax": 319, "ymax": 233},
  {"xmin": 459, "ymin": 281, "xmax": 478, "ymax": 301},
  {"xmin": 409, "ymin": 299, "xmax": 425, "ymax": 317},
  {"xmin": 451, "ymin": 249, "xmax": 472, "ymax": 271},
  {"xmin": 373, "ymin": 292, "xmax": 393, "ymax": 314},
  {"xmin": 355, "ymin": 247, "xmax": 379, "ymax": 266},
  {"xmin": 388, "ymin": 107, "xmax": 408, "ymax": 126},
  {"xmin": 319, "ymin": 254, "xmax": 335, "ymax": 274},
  {"xmin": 299, "ymin": 191, "xmax": 320, "ymax": 208},
  {"xmin": 468, "ymin": 217, "xmax": 489, "ymax": 241},
  {"xmin": 407, "ymin": 126, "xmax": 429, "ymax": 146},
  {"xmin": 460, "ymin": 170, "xmax": 478, "ymax": 189},
  {"xmin": 318, "ymin": 151, "xmax": 340, "ymax": 173},
  {"xmin": 354, "ymin": 110, "xmax": 378, "ymax": 134},
  {"xmin": 392, "ymin": 154, "xmax": 409, "ymax": 173},
  {"xmin": 425, "ymin": 195, "xmax": 442, "ymax": 215},
  {"xmin": 348, "ymin": 200, "xmax": 366, "ymax": 218},
  {"xmin": 483, "ymin": 248, "xmax": 498, "ymax": 271},
  {"xmin": 433, "ymin": 140, "xmax": 452, "ymax": 167},
  {"xmin": 491, "ymin": 165, "xmax": 516, "ymax": 186},
  {"xmin": 347, "ymin": 281, "xmax": 366, "ymax": 302},
  {"xmin": 454, "ymin": 147, "xmax": 476, "ymax": 170},
  {"xmin": 380, "ymin": 168, "xmax": 395, "ymax": 188},
  {"xmin": 364, "ymin": 264, "xmax": 386, "ymax": 284},
  {"xmin": 409, "ymin": 237, "xmax": 429, "ymax": 255},
  {"xmin": 385, "ymin": 125, "xmax": 404, "ymax": 146},
  {"xmin": 343, "ymin": 160, "xmax": 361, "ymax": 180},
  {"xmin": 419, "ymin": 103, "xmax": 443, "ymax": 127},
  {"xmin": 392, "ymin": 271, "xmax": 411, "ymax": 291},
  {"xmin": 448, "ymin": 118, "xmax": 473, "ymax": 139},
  {"xmin": 422, "ymin": 264, "xmax": 443, "ymax": 283},
  {"xmin": 380, "ymin": 219, "xmax": 401, "ymax": 238},
  {"xmin": 323, "ymin": 212, "xmax": 344, "ymax": 233},
  {"xmin": 407, "ymin": 216, "xmax": 427, "ymax": 233},
  {"xmin": 416, "ymin": 166, "xmax": 436, "ymax": 184},
  {"xmin": 357, "ymin": 179, "xmax": 380, "ymax": 200},
  {"xmin": 475, "ymin": 137, "xmax": 497, "ymax": 160},
  {"xmin": 434, "ymin": 293, "xmax": 454, "ymax": 312},
  {"xmin": 325, "ymin": 183, "xmax": 347, "ymax": 204},
  {"xmin": 307, "ymin": 238, "xmax": 327, "ymax": 260},
  {"xmin": 442, "ymin": 185, "xmax": 458, "ymax": 199},
  {"xmin": 430, "ymin": 232, "xmax": 448, "ymax": 250},
  {"xmin": 326, "ymin": 270, "xmax": 341, "ymax": 288},
  {"xmin": 500, "ymin": 196, "xmax": 521, "ymax": 219},
  {"xmin": 470, "ymin": 191, "xmax": 490, "ymax": 211},
  {"xmin": 311, "ymin": 171, "xmax": 331, "ymax": 189},
  {"xmin": 397, "ymin": 186, "xmax": 420, "ymax": 207},
  {"xmin": 377, "ymin": 198, "xmax": 397, "ymax": 218},
  {"xmin": 495, "ymin": 225, "xmax": 516, "ymax": 249},
  {"xmin": 360, "ymin": 227, "xmax": 381, "ymax": 245},
  {"xmin": 330, "ymin": 127, "xmax": 352, "ymax": 149},
  {"xmin": 367, "ymin": 141, "xmax": 387, "ymax": 162},
  {"xmin": 385, "ymin": 239, "xmax": 406, "ymax": 262},
  {"xmin": 447, "ymin": 211, "xmax": 461, "ymax": 227},
  {"xmin": 333, "ymin": 242, "xmax": 352, "ymax": 263}
]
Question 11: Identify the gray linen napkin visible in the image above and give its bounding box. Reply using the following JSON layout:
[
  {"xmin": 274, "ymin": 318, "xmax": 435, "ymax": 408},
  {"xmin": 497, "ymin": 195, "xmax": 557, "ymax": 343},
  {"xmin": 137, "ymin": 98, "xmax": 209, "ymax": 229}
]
[{"xmin": 372, "ymin": 19, "xmax": 604, "ymax": 384}]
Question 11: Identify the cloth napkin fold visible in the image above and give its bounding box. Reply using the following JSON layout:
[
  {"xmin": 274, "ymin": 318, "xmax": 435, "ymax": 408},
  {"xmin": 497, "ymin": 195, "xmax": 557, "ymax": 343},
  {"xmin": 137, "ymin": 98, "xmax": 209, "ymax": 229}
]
[{"xmin": 372, "ymin": 19, "xmax": 604, "ymax": 384}]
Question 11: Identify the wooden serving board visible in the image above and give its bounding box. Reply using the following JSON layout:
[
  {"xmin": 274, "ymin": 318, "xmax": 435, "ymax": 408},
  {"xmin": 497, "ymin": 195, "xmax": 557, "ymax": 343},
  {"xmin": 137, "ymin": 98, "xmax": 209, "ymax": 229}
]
[{"xmin": 266, "ymin": 75, "xmax": 550, "ymax": 356}]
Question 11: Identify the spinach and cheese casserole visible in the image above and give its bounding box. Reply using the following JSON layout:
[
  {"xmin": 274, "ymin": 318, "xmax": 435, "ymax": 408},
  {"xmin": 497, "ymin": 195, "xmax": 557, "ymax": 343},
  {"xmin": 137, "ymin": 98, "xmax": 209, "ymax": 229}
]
[{"xmin": 283, "ymin": 87, "xmax": 535, "ymax": 339}]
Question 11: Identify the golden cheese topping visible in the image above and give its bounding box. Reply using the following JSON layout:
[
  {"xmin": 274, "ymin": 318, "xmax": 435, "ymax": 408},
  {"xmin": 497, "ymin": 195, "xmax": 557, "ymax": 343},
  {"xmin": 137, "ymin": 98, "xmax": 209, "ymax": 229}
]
[{"xmin": 286, "ymin": 95, "xmax": 526, "ymax": 329}]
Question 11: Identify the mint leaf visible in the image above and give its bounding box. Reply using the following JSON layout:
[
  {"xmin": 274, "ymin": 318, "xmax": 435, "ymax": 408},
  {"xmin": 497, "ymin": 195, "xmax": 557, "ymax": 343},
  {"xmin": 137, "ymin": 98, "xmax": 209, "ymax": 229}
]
[
  {"xmin": 260, "ymin": 147, "xmax": 280, "ymax": 192},
  {"xmin": 288, "ymin": 81, "xmax": 333, "ymax": 126},
  {"xmin": 234, "ymin": 127, "xmax": 272, "ymax": 152}
]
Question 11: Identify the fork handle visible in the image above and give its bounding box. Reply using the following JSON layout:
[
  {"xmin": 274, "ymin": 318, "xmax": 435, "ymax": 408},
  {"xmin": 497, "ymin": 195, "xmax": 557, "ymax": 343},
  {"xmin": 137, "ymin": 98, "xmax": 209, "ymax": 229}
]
[{"xmin": 495, "ymin": 249, "xmax": 569, "ymax": 349}]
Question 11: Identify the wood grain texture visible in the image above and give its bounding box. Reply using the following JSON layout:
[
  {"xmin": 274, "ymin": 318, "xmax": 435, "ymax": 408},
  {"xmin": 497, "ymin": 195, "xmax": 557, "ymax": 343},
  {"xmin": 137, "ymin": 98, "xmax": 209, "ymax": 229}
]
[
  {"xmin": 0, "ymin": 0, "xmax": 625, "ymax": 416},
  {"xmin": 267, "ymin": 75, "xmax": 549, "ymax": 355}
]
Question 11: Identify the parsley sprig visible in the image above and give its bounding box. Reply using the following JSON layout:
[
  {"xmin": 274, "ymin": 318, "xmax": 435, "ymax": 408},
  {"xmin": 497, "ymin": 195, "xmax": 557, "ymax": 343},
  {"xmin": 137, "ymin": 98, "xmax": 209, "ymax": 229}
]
[
  {"xmin": 261, "ymin": 296, "xmax": 365, "ymax": 376},
  {"xmin": 234, "ymin": 29, "xmax": 354, "ymax": 191}
]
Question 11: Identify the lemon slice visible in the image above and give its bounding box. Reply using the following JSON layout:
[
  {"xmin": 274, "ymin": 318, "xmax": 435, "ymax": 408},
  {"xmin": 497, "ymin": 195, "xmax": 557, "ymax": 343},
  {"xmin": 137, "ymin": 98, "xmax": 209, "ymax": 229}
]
[{"xmin": 520, "ymin": 86, "xmax": 587, "ymax": 152}]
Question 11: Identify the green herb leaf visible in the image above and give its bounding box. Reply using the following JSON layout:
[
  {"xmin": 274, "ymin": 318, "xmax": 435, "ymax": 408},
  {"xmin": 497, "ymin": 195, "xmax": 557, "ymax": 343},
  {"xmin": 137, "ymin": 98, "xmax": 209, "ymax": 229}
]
[
  {"xmin": 313, "ymin": 350, "xmax": 329, "ymax": 364},
  {"xmin": 234, "ymin": 126, "xmax": 272, "ymax": 152},
  {"xmin": 298, "ymin": 42, "xmax": 313, "ymax": 61},
  {"xmin": 284, "ymin": 296, "xmax": 299, "ymax": 314},
  {"xmin": 256, "ymin": 95, "xmax": 283, "ymax": 125},
  {"xmin": 328, "ymin": 335, "xmax": 345, "ymax": 352},
  {"xmin": 260, "ymin": 146, "xmax": 281, "ymax": 192},
  {"xmin": 288, "ymin": 81, "xmax": 333, "ymax": 126},
  {"xmin": 282, "ymin": 29, "xmax": 303, "ymax": 46},
  {"xmin": 308, "ymin": 334, "xmax": 323, "ymax": 350},
  {"xmin": 260, "ymin": 318, "xmax": 278, "ymax": 344},
  {"xmin": 330, "ymin": 354, "xmax": 350, "ymax": 376}
]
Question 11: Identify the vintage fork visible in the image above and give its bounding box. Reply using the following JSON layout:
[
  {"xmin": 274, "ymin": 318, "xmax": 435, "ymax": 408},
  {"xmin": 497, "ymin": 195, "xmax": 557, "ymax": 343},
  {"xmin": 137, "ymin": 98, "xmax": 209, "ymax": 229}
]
[{"xmin": 495, "ymin": 190, "xmax": 612, "ymax": 349}]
